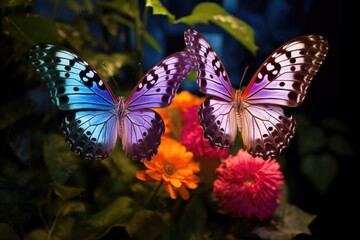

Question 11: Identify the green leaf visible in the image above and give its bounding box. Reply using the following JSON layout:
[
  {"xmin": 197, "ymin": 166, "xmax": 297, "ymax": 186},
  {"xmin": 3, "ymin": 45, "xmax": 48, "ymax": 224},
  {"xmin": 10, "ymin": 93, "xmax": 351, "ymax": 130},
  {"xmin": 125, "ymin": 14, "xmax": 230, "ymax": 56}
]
[
  {"xmin": 126, "ymin": 209, "xmax": 163, "ymax": 240},
  {"xmin": 146, "ymin": 0, "xmax": 175, "ymax": 23},
  {"xmin": 267, "ymin": 203, "xmax": 316, "ymax": 238},
  {"xmin": 50, "ymin": 182, "xmax": 86, "ymax": 201},
  {"xmin": 297, "ymin": 127, "xmax": 326, "ymax": 155},
  {"xmin": 0, "ymin": 223, "xmax": 21, "ymax": 240},
  {"xmin": 178, "ymin": 196, "xmax": 207, "ymax": 239},
  {"xmin": 101, "ymin": 149, "xmax": 139, "ymax": 181},
  {"xmin": 300, "ymin": 153, "xmax": 338, "ymax": 193},
  {"xmin": 328, "ymin": 134, "xmax": 354, "ymax": 157},
  {"xmin": 24, "ymin": 229, "xmax": 48, "ymax": 240},
  {"xmin": 175, "ymin": 2, "xmax": 257, "ymax": 54},
  {"xmin": 50, "ymin": 216, "xmax": 77, "ymax": 240},
  {"xmin": 55, "ymin": 200, "xmax": 86, "ymax": 217},
  {"xmin": 87, "ymin": 52, "xmax": 133, "ymax": 80},
  {"xmin": 0, "ymin": 98, "xmax": 35, "ymax": 130},
  {"xmin": 43, "ymin": 134, "xmax": 81, "ymax": 184},
  {"xmin": 84, "ymin": 197, "xmax": 137, "ymax": 238},
  {"xmin": 3, "ymin": 15, "xmax": 58, "ymax": 45}
]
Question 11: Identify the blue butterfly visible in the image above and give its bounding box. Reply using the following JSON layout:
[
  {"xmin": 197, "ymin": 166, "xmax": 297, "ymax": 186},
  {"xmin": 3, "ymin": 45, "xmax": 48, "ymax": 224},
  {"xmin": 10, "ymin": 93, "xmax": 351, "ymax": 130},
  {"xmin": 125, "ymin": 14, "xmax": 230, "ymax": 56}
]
[{"xmin": 29, "ymin": 44, "xmax": 193, "ymax": 161}]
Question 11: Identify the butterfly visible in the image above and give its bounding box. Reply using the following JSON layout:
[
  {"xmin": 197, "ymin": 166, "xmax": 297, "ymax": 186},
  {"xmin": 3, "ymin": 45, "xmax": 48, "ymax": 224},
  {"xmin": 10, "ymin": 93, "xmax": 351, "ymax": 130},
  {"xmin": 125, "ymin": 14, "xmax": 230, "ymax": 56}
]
[
  {"xmin": 29, "ymin": 44, "xmax": 193, "ymax": 161},
  {"xmin": 184, "ymin": 29, "xmax": 328, "ymax": 159}
]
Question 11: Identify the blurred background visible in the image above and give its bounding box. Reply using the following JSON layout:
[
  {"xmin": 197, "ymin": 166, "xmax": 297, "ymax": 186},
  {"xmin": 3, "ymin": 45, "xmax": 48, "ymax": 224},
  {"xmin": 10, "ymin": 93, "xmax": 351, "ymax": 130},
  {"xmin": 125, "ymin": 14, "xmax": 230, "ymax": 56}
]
[{"xmin": 0, "ymin": 0, "xmax": 347, "ymax": 239}]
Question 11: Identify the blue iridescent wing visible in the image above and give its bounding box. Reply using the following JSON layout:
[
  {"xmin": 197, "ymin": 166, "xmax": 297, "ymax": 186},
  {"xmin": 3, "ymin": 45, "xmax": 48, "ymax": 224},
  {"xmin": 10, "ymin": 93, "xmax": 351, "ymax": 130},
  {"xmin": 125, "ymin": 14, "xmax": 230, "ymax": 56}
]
[
  {"xmin": 29, "ymin": 44, "xmax": 117, "ymax": 111},
  {"xmin": 61, "ymin": 110, "xmax": 118, "ymax": 160},
  {"xmin": 121, "ymin": 51, "xmax": 193, "ymax": 161},
  {"xmin": 30, "ymin": 44, "xmax": 119, "ymax": 160}
]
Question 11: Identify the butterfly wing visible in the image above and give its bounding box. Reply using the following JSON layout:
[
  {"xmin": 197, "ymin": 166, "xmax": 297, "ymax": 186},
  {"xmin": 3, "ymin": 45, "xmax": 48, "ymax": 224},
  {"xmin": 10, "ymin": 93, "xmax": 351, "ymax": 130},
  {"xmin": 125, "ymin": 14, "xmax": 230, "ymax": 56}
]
[
  {"xmin": 241, "ymin": 34, "xmax": 328, "ymax": 159},
  {"xmin": 29, "ymin": 44, "xmax": 117, "ymax": 111},
  {"xmin": 121, "ymin": 51, "xmax": 193, "ymax": 161},
  {"xmin": 199, "ymin": 97, "xmax": 238, "ymax": 148},
  {"xmin": 125, "ymin": 51, "xmax": 193, "ymax": 110},
  {"xmin": 241, "ymin": 103, "xmax": 296, "ymax": 159},
  {"xmin": 30, "ymin": 44, "xmax": 119, "ymax": 160},
  {"xmin": 120, "ymin": 109, "xmax": 164, "ymax": 161},
  {"xmin": 242, "ymin": 34, "xmax": 329, "ymax": 107},
  {"xmin": 184, "ymin": 29, "xmax": 234, "ymax": 101},
  {"xmin": 184, "ymin": 29, "xmax": 238, "ymax": 149},
  {"xmin": 61, "ymin": 111, "xmax": 118, "ymax": 160}
]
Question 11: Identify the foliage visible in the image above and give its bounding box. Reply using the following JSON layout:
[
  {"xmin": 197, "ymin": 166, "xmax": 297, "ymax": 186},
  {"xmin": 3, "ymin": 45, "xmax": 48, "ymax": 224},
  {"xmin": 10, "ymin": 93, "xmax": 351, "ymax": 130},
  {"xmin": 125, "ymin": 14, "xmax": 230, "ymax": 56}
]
[{"xmin": 0, "ymin": 0, "xmax": 349, "ymax": 239}]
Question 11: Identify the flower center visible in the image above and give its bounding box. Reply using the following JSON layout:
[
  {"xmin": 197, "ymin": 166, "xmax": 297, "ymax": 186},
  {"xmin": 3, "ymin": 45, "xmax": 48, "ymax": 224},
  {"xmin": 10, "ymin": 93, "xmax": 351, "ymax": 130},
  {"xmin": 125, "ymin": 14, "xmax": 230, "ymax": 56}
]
[
  {"xmin": 244, "ymin": 176, "xmax": 255, "ymax": 187},
  {"xmin": 164, "ymin": 163, "xmax": 176, "ymax": 176}
]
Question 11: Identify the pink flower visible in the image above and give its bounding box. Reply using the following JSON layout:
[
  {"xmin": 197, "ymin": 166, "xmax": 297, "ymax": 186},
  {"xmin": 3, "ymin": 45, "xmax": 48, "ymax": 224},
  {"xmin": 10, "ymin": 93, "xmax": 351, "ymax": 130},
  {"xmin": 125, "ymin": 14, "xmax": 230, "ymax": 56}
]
[
  {"xmin": 213, "ymin": 149, "xmax": 284, "ymax": 220},
  {"xmin": 180, "ymin": 106, "xmax": 229, "ymax": 159}
]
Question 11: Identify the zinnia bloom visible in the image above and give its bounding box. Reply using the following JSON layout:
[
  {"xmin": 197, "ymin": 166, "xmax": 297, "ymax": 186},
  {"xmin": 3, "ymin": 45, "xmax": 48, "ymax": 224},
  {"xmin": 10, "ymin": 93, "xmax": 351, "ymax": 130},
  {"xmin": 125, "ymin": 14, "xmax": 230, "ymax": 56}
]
[
  {"xmin": 213, "ymin": 149, "xmax": 284, "ymax": 220},
  {"xmin": 181, "ymin": 105, "xmax": 229, "ymax": 159},
  {"xmin": 136, "ymin": 137, "xmax": 200, "ymax": 200}
]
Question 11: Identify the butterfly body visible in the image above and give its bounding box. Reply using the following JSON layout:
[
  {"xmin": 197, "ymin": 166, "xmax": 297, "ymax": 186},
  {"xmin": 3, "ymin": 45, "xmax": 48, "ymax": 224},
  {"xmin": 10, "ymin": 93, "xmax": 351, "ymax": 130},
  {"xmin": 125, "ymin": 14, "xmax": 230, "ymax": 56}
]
[
  {"xmin": 30, "ymin": 44, "xmax": 192, "ymax": 161},
  {"xmin": 185, "ymin": 29, "xmax": 328, "ymax": 159}
]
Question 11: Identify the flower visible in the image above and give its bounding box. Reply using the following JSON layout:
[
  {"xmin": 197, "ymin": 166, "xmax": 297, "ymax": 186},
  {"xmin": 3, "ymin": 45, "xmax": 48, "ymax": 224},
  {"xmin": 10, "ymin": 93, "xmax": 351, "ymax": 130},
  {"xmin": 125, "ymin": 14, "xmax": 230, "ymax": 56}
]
[
  {"xmin": 180, "ymin": 105, "xmax": 229, "ymax": 159},
  {"xmin": 213, "ymin": 149, "xmax": 284, "ymax": 220},
  {"xmin": 136, "ymin": 137, "xmax": 200, "ymax": 200},
  {"xmin": 154, "ymin": 108, "xmax": 172, "ymax": 135},
  {"xmin": 170, "ymin": 90, "xmax": 205, "ymax": 113}
]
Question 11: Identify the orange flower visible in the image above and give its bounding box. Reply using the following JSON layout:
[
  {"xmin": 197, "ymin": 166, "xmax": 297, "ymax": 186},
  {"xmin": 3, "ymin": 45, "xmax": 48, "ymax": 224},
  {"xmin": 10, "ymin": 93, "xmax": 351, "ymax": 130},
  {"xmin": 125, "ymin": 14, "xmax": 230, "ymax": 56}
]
[
  {"xmin": 154, "ymin": 108, "xmax": 171, "ymax": 135},
  {"xmin": 154, "ymin": 91, "xmax": 204, "ymax": 135},
  {"xmin": 170, "ymin": 90, "xmax": 205, "ymax": 112},
  {"xmin": 136, "ymin": 137, "xmax": 200, "ymax": 200}
]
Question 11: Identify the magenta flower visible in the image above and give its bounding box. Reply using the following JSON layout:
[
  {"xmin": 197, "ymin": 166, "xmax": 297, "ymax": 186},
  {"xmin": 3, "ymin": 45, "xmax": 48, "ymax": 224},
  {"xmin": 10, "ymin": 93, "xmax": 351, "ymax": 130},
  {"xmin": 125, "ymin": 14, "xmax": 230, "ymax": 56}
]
[{"xmin": 213, "ymin": 149, "xmax": 284, "ymax": 220}]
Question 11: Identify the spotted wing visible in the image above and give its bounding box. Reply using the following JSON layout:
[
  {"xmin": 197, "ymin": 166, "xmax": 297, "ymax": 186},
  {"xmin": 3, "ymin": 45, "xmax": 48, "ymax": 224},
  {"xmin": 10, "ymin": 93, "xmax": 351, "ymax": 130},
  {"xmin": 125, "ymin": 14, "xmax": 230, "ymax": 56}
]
[
  {"xmin": 242, "ymin": 34, "xmax": 329, "ymax": 107},
  {"xmin": 120, "ymin": 51, "xmax": 192, "ymax": 161},
  {"xmin": 30, "ymin": 44, "xmax": 119, "ymax": 160},
  {"xmin": 199, "ymin": 97, "xmax": 238, "ymax": 148},
  {"xmin": 184, "ymin": 29, "xmax": 234, "ymax": 101},
  {"xmin": 240, "ymin": 34, "xmax": 328, "ymax": 159},
  {"xmin": 29, "ymin": 44, "xmax": 117, "ymax": 111},
  {"xmin": 240, "ymin": 104, "xmax": 296, "ymax": 159},
  {"xmin": 120, "ymin": 109, "xmax": 164, "ymax": 161},
  {"xmin": 61, "ymin": 110, "xmax": 118, "ymax": 160},
  {"xmin": 125, "ymin": 51, "xmax": 193, "ymax": 110}
]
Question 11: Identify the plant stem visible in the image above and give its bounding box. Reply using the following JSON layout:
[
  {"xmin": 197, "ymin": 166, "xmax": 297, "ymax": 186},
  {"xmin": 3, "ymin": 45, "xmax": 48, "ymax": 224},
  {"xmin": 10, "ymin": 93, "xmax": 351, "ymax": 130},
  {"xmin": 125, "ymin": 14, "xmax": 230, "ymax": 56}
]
[{"xmin": 144, "ymin": 181, "xmax": 163, "ymax": 208}]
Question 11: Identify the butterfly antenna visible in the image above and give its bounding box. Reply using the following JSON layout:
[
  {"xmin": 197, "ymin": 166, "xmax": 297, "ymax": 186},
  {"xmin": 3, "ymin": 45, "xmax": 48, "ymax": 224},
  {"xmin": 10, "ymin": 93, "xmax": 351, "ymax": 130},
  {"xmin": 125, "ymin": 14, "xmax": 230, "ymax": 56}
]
[
  {"xmin": 102, "ymin": 62, "xmax": 120, "ymax": 93},
  {"xmin": 238, "ymin": 65, "xmax": 249, "ymax": 90}
]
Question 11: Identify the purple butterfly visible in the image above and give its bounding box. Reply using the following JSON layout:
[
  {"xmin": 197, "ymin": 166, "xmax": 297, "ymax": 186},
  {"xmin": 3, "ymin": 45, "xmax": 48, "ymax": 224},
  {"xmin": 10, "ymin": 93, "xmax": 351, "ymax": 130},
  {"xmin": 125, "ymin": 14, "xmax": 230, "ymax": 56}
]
[
  {"xmin": 184, "ymin": 29, "xmax": 328, "ymax": 159},
  {"xmin": 30, "ymin": 44, "xmax": 193, "ymax": 161}
]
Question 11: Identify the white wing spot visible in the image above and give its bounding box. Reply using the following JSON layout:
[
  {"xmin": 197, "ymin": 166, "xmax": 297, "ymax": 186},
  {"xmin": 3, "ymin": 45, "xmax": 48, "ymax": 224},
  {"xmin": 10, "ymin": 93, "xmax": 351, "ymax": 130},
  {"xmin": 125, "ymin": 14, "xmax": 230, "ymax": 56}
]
[
  {"xmin": 86, "ymin": 71, "xmax": 94, "ymax": 78},
  {"xmin": 215, "ymin": 61, "xmax": 221, "ymax": 68},
  {"xmin": 258, "ymin": 72, "xmax": 263, "ymax": 79},
  {"xmin": 82, "ymin": 77, "xmax": 88, "ymax": 82},
  {"xmin": 98, "ymin": 80, "xmax": 103, "ymax": 86},
  {"xmin": 150, "ymin": 80, "xmax": 155, "ymax": 85},
  {"xmin": 138, "ymin": 83, "xmax": 143, "ymax": 89},
  {"xmin": 147, "ymin": 75, "xmax": 153, "ymax": 81},
  {"xmin": 266, "ymin": 63, "xmax": 275, "ymax": 71}
]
